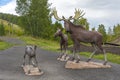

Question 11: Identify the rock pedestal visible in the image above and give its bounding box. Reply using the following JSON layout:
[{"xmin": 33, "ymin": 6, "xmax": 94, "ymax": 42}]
[
  {"xmin": 65, "ymin": 61, "xmax": 111, "ymax": 69},
  {"xmin": 22, "ymin": 65, "xmax": 43, "ymax": 76}
]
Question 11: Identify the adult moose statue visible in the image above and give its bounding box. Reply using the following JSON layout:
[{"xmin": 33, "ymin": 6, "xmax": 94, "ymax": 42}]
[
  {"xmin": 50, "ymin": 8, "xmax": 107, "ymax": 65},
  {"xmin": 54, "ymin": 28, "xmax": 69, "ymax": 61}
]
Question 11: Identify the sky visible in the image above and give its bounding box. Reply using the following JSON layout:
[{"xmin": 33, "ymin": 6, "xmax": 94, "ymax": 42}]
[{"xmin": 0, "ymin": 0, "xmax": 120, "ymax": 30}]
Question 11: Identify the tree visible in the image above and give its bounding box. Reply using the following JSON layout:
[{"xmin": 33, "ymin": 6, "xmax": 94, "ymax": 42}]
[
  {"xmin": 113, "ymin": 24, "xmax": 120, "ymax": 35},
  {"xmin": 108, "ymin": 27, "xmax": 113, "ymax": 35},
  {"xmin": 97, "ymin": 24, "xmax": 107, "ymax": 42},
  {"xmin": 107, "ymin": 27, "xmax": 113, "ymax": 41},
  {"xmin": 16, "ymin": 0, "xmax": 52, "ymax": 38},
  {"xmin": 73, "ymin": 18, "xmax": 89, "ymax": 30},
  {"xmin": 91, "ymin": 27, "xmax": 95, "ymax": 31},
  {"xmin": 0, "ymin": 22, "xmax": 5, "ymax": 36}
]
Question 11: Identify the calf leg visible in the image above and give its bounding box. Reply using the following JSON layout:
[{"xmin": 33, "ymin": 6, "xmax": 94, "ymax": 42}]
[
  {"xmin": 27, "ymin": 56, "xmax": 32, "ymax": 74},
  {"xmin": 63, "ymin": 44, "xmax": 69, "ymax": 60},
  {"xmin": 32, "ymin": 57, "xmax": 41, "ymax": 72},
  {"xmin": 58, "ymin": 44, "xmax": 64, "ymax": 59},
  {"xmin": 22, "ymin": 53, "xmax": 27, "ymax": 66},
  {"xmin": 32, "ymin": 57, "xmax": 38, "ymax": 67}
]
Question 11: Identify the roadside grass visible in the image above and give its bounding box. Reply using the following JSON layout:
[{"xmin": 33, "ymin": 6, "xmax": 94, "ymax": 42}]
[
  {"xmin": 0, "ymin": 40, "xmax": 13, "ymax": 50},
  {"xmin": 80, "ymin": 52, "xmax": 120, "ymax": 64},
  {"xmin": 20, "ymin": 36, "xmax": 59, "ymax": 51}
]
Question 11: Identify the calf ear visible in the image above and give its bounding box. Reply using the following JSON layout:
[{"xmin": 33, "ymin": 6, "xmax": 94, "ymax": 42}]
[{"xmin": 34, "ymin": 45, "xmax": 37, "ymax": 50}]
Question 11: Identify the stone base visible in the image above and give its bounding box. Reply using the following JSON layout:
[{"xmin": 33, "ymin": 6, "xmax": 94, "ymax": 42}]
[
  {"xmin": 65, "ymin": 61, "xmax": 111, "ymax": 69},
  {"xmin": 22, "ymin": 65, "xmax": 43, "ymax": 76},
  {"xmin": 57, "ymin": 55, "xmax": 70, "ymax": 61}
]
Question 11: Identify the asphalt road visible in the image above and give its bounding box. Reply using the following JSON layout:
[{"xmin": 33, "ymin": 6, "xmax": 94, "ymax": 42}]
[{"xmin": 0, "ymin": 46, "xmax": 120, "ymax": 80}]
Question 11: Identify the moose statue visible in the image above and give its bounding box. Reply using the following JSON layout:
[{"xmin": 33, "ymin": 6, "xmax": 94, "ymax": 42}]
[
  {"xmin": 50, "ymin": 8, "xmax": 108, "ymax": 65},
  {"xmin": 22, "ymin": 45, "xmax": 42, "ymax": 75},
  {"xmin": 54, "ymin": 28, "xmax": 69, "ymax": 61}
]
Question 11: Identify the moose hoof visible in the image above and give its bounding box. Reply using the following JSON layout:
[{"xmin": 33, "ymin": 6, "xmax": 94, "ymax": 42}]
[
  {"xmin": 39, "ymin": 69, "xmax": 41, "ymax": 72},
  {"xmin": 103, "ymin": 61, "xmax": 108, "ymax": 65},
  {"xmin": 21, "ymin": 64, "xmax": 25, "ymax": 67},
  {"xmin": 86, "ymin": 59, "xmax": 91, "ymax": 62},
  {"xmin": 69, "ymin": 57, "xmax": 75, "ymax": 61},
  {"xmin": 76, "ymin": 59, "xmax": 80, "ymax": 63}
]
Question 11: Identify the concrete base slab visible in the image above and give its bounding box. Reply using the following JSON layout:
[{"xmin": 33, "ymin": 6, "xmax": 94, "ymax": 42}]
[
  {"xmin": 22, "ymin": 65, "xmax": 43, "ymax": 76},
  {"xmin": 65, "ymin": 61, "xmax": 111, "ymax": 69}
]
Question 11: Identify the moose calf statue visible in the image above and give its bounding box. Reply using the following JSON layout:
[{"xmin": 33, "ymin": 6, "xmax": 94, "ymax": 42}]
[
  {"xmin": 22, "ymin": 45, "xmax": 43, "ymax": 75},
  {"xmin": 54, "ymin": 28, "xmax": 69, "ymax": 61}
]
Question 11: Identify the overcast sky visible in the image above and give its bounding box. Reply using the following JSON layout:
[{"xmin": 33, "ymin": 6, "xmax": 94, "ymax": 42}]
[{"xmin": 0, "ymin": 0, "xmax": 120, "ymax": 30}]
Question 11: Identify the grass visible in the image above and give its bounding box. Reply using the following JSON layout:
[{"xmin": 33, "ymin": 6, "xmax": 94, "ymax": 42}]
[
  {"xmin": 0, "ymin": 40, "xmax": 13, "ymax": 50},
  {"xmin": 20, "ymin": 36, "xmax": 59, "ymax": 51},
  {"xmin": 0, "ymin": 19, "xmax": 24, "ymax": 36},
  {"xmin": 80, "ymin": 52, "xmax": 120, "ymax": 64}
]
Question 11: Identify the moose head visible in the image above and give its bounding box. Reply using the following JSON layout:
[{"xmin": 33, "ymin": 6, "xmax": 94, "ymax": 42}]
[{"xmin": 50, "ymin": 7, "xmax": 85, "ymax": 32}]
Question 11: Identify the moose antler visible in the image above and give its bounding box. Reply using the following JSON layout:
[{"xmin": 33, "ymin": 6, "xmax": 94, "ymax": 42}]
[
  {"xmin": 73, "ymin": 8, "xmax": 85, "ymax": 20},
  {"xmin": 50, "ymin": 7, "xmax": 85, "ymax": 21},
  {"xmin": 50, "ymin": 7, "xmax": 64, "ymax": 21}
]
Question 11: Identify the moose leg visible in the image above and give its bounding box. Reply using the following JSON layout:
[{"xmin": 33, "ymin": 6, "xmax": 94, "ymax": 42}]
[
  {"xmin": 27, "ymin": 56, "xmax": 32, "ymax": 74},
  {"xmin": 87, "ymin": 44, "xmax": 97, "ymax": 62},
  {"xmin": 76, "ymin": 44, "xmax": 81, "ymax": 63},
  {"xmin": 103, "ymin": 49, "xmax": 107, "ymax": 65},
  {"xmin": 32, "ymin": 57, "xmax": 41, "ymax": 72},
  {"xmin": 63, "ymin": 44, "xmax": 68, "ymax": 60},
  {"xmin": 22, "ymin": 53, "xmax": 26, "ymax": 66},
  {"xmin": 32, "ymin": 56, "xmax": 38, "ymax": 67},
  {"xmin": 69, "ymin": 42, "xmax": 78, "ymax": 61},
  {"xmin": 98, "ymin": 45, "xmax": 107, "ymax": 65},
  {"xmin": 58, "ymin": 44, "xmax": 64, "ymax": 59},
  {"xmin": 70, "ymin": 51, "xmax": 75, "ymax": 61},
  {"xmin": 68, "ymin": 50, "xmax": 75, "ymax": 61}
]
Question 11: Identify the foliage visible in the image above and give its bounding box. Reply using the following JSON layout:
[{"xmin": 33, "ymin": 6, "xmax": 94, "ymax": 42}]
[
  {"xmin": 20, "ymin": 36, "xmax": 59, "ymax": 51},
  {"xmin": 16, "ymin": 0, "xmax": 53, "ymax": 38},
  {"xmin": 113, "ymin": 24, "xmax": 120, "ymax": 36},
  {"xmin": 91, "ymin": 27, "xmax": 96, "ymax": 31},
  {"xmin": 73, "ymin": 18, "xmax": 89, "ymax": 30},
  {"xmin": 0, "ymin": 22, "xmax": 5, "ymax": 36},
  {"xmin": 0, "ymin": 41, "xmax": 13, "ymax": 50},
  {"xmin": 0, "ymin": 13, "xmax": 19, "ymax": 25},
  {"xmin": 97, "ymin": 24, "xmax": 107, "ymax": 42},
  {"xmin": 0, "ymin": 19, "xmax": 24, "ymax": 36}
]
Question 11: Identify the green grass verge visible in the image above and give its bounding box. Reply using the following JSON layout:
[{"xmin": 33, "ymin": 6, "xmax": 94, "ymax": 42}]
[
  {"xmin": 80, "ymin": 52, "xmax": 120, "ymax": 64},
  {"xmin": 20, "ymin": 36, "xmax": 59, "ymax": 51},
  {"xmin": 0, "ymin": 41, "xmax": 13, "ymax": 50}
]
